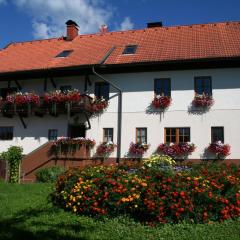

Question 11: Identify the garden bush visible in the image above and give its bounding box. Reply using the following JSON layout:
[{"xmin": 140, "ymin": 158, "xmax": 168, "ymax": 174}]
[
  {"xmin": 36, "ymin": 166, "xmax": 65, "ymax": 183},
  {"xmin": 1, "ymin": 146, "xmax": 23, "ymax": 183},
  {"xmin": 51, "ymin": 163, "xmax": 240, "ymax": 225}
]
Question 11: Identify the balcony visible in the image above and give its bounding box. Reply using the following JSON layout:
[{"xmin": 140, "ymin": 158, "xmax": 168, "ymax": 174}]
[{"xmin": 0, "ymin": 94, "xmax": 93, "ymax": 118}]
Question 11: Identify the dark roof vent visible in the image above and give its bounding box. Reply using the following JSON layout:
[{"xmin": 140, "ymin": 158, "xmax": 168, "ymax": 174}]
[{"xmin": 147, "ymin": 22, "xmax": 163, "ymax": 28}]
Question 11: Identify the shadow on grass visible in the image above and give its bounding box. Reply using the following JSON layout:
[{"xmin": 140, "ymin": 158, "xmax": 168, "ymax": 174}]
[{"xmin": 0, "ymin": 207, "xmax": 89, "ymax": 240}]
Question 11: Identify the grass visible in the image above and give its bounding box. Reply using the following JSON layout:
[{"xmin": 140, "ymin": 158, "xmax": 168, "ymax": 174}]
[{"xmin": 0, "ymin": 183, "xmax": 239, "ymax": 240}]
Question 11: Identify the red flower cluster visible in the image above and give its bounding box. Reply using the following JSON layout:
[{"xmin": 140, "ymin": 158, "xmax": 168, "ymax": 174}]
[
  {"xmin": 51, "ymin": 137, "xmax": 96, "ymax": 156},
  {"xmin": 207, "ymin": 142, "xmax": 231, "ymax": 158},
  {"xmin": 129, "ymin": 142, "xmax": 149, "ymax": 155},
  {"xmin": 52, "ymin": 163, "xmax": 240, "ymax": 224},
  {"xmin": 151, "ymin": 95, "xmax": 172, "ymax": 109},
  {"xmin": 96, "ymin": 142, "xmax": 116, "ymax": 157},
  {"xmin": 6, "ymin": 92, "xmax": 40, "ymax": 106},
  {"xmin": 90, "ymin": 98, "xmax": 108, "ymax": 113},
  {"xmin": 44, "ymin": 90, "xmax": 81, "ymax": 104},
  {"xmin": 53, "ymin": 137, "xmax": 96, "ymax": 148},
  {"xmin": 157, "ymin": 143, "xmax": 196, "ymax": 158},
  {"xmin": 192, "ymin": 94, "xmax": 214, "ymax": 108}
]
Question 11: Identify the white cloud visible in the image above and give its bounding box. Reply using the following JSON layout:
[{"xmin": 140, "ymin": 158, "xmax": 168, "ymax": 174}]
[
  {"xmin": 32, "ymin": 22, "xmax": 51, "ymax": 39},
  {"xmin": 119, "ymin": 17, "xmax": 134, "ymax": 31},
  {"xmin": 13, "ymin": 0, "xmax": 113, "ymax": 39}
]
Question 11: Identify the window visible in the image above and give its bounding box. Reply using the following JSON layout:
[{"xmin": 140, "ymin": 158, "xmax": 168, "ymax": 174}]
[
  {"xmin": 122, "ymin": 45, "xmax": 137, "ymax": 54},
  {"xmin": 60, "ymin": 85, "xmax": 72, "ymax": 92},
  {"xmin": 103, "ymin": 128, "xmax": 113, "ymax": 142},
  {"xmin": 165, "ymin": 128, "xmax": 190, "ymax": 143},
  {"xmin": 48, "ymin": 129, "xmax": 58, "ymax": 141},
  {"xmin": 55, "ymin": 50, "xmax": 73, "ymax": 58},
  {"xmin": 154, "ymin": 78, "xmax": 171, "ymax": 96},
  {"xmin": 95, "ymin": 82, "xmax": 110, "ymax": 100},
  {"xmin": 0, "ymin": 87, "xmax": 17, "ymax": 99},
  {"xmin": 0, "ymin": 127, "xmax": 13, "ymax": 140},
  {"xmin": 194, "ymin": 76, "xmax": 212, "ymax": 95},
  {"xmin": 136, "ymin": 128, "xmax": 147, "ymax": 144},
  {"xmin": 211, "ymin": 127, "xmax": 224, "ymax": 143}
]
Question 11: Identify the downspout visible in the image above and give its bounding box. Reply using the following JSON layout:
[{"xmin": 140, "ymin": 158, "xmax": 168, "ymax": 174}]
[{"xmin": 92, "ymin": 66, "xmax": 122, "ymax": 164}]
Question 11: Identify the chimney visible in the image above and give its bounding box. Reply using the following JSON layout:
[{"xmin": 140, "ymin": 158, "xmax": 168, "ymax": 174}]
[
  {"xmin": 65, "ymin": 20, "xmax": 79, "ymax": 41},
  {"xmin": 99, "ymin": 24, "xmax": 108, "ymax": 34},
  {"xmin": 147, "ymin": 22, "xmax": 163, "ymax": 28}
]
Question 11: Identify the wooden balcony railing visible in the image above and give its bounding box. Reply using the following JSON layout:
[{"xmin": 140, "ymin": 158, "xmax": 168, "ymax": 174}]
[{"xmin": 0, "ymin": 94, "xmax": 93, "ymax": 117}]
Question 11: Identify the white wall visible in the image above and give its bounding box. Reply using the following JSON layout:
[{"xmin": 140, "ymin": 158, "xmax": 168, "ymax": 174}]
[{"xmin": 0, "ymin": 68, "xmax": 239, "ymax": 159}]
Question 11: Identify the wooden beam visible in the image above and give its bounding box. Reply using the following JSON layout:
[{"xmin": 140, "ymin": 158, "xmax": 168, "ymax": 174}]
[
  {"xmin": 14, "ymin": 80, "xmax": 22, "ymax": 90},
  {"xmin": 50, "ymin": 77, "xmax": 57, "ymax": 88}
]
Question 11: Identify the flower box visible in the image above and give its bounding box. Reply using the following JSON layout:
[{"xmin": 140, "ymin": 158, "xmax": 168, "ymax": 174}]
[
  {"xmin": 51, "ymin": 137, "xmax": 96, "ymax": 157},
  {"xmin": 2, "ymin": 92, "xmax": 40, "ymax": 117},
  {"xmin": 44, "ymin": 89, "xmax": 81, "ymax": 104},
  {"xmin": 90, "ymin": 97, "xmax": 108, "ymax": 114},
  {"xmin": 207, "ymin": 141, "xmax": 230, "ymax": 159},
  {"xmin": 96, "ymin": 141, "xmax": 117, "ymax": 158},
  {"xmin": 157, "ymin": 142, "xmax": 196, "ymax": 158},
  {"xmin": 129, "ymin": 142, "xmax": 149, "ymax": 156},
  {"xmin": 6, "ymin": 92, "xmax": 40, "ymax": 106},
  {"xmin": 43, "ymin": 89, "xmax": 81, "ymax": 116},
  {"xmin": 192, "ymin": 94, "xmax": 214, "ymax": 108},
  {"xmin": 151, "ymin": 95, "xmax": 172, "ymax": 110}
]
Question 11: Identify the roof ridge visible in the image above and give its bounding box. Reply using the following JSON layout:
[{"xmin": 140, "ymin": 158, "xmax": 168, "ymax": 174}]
[
  {"xmin": 3, "ymin": 20, "xmax": 240, "ymax": 47},
  {"xmin": 5, "ymin": 37, "xmax": 63, "ymax": 48},
  {"xmin": 75, "ymin": 20, "xmax": 240, "ymax": 38},
  {"xmin": 164, "ymin": 20, "xmax": 240, "ymax": 28}
]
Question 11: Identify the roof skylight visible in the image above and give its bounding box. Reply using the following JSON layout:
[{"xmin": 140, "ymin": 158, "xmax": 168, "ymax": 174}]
[
  {"xmin": 55, "ymin": 50, "xmax": 73, "ymax": 58},
  {"xmin": 122, "ymin": 45, "xmax": 138, "ymax": 55}
]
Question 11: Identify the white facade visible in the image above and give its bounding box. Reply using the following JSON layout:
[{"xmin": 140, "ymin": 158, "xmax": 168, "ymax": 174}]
[{"xmin": 0, "ymin": 67, "xmax": 240, "ymax": 159}]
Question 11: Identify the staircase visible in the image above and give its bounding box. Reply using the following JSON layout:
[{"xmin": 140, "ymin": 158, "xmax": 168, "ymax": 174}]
[{"xmin": 21, "ymin": 142, "xmax": 92, "ymax": 182}]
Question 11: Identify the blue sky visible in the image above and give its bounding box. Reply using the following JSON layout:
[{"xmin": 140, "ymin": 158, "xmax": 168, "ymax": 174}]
[{"xmin": 0, "ymin": 0, "xmax": 239, "ymax": 48}]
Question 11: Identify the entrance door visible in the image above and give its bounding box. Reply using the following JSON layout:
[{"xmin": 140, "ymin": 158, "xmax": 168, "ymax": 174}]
[{"xmin": 68, "ymin": 124, "xmax": 86, "ymax": 138}]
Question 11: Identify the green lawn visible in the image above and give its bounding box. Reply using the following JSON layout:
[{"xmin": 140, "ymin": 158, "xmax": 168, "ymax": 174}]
[{"xmin": 0, "ymin": 183, "xmax": 239, "ymax": 240}]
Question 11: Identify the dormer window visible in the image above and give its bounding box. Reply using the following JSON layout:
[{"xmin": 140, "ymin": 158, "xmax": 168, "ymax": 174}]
[
  {"xmin": 55, "ymin": 50, "xmax": 73, "ymax": 58},
  {"xmin": 122, "ymin": 45, "xmax": 137, "ymax": 55}
]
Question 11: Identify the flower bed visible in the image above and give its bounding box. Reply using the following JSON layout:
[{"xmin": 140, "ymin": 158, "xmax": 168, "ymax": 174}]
[
  {"xmin": 129, "ymin": 142, "xmax": 150, "ymax": 156},
  {"xmin": 192, "ymin": 94, "xmax": 214, "ymax": 108},
  {"xmin": 207, "ymin": 141, "xmax": 231, "ymax": 159},
  {"xmin": 52, "ymin": 163, "xmax": 240, "ymax": 225},
  {"xmin": 157, "ymin": 143, "xmax": 196, "ymax": 158},
  {"xmin": 151, "ymin": 95, "xmax": 172, "ymax": 110},
  {"xmin": 96, "ymin": 142, "xmax": 117, "ymax": 158},
  {"xmin": 51, "ymin": 137, "xmax": 96, "ymax": 156}
]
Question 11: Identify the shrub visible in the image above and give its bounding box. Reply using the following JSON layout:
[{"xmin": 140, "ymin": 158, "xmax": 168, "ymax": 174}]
[
  {"xmin": 52, "ymin": 163, "xmax": 240, "ymax": 225},
  {"xmin": 143, "ymin": 154, "xmax": 175, "ymax": 169},
  {"xmin": 36, "ymin": 166, "xmax": 65, "ymax": 183},
  {"xmin": 1, "ymin": 146, "xmax": 23, "ymax": 183}
]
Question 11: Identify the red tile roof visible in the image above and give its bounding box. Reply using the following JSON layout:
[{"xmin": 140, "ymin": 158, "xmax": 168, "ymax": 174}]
[{"xmin": 0, "ymin": 21, "xmax": 240, "ymax": 74}]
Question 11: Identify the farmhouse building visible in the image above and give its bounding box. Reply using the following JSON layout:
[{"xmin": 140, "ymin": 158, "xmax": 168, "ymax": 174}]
[{"xmin": 0, "ymin": 20, "xmax": 240, "ymax": 180}]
